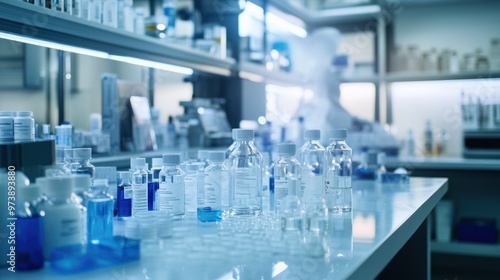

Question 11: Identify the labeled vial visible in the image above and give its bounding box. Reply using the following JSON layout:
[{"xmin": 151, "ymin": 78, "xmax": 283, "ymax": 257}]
[
  {"xmin": 273, "ymin": 143, "xmax": 301, "ymax": 213},
  {"xmin": 37, "ymin": 176, "xmax": 83, "ymax": 259},
  {"xmin": 145, "ymin": 163, "xmax": 154, "ymax": 211},
  {"xmin": 131, "ymin": 158, "xmax": 148, "ymax": 216},
  {"xmin": 87, "ymin": 179, "xmax": 114, "ymax": 242},
  {"xmin": 198, "ymin": 151, "xmax": 227, "ymax": 222},
  {"xmin": 299, "ymin": 130, "xmax": 326, "ymax": 206},
  {"xmin": 117, "ymin": 171, "xmax": 133, "ymax": 217},
  {"xmin": 47, "ymin": 147, "xmax": 71, "ymax": 176},
  {"xmin": 0, "ymin": 111, "xmax": 15, "ymax": 141},
  {"xmin": 16, "ymin": 183, "xmax": 44, "ymax": 270},
  {"xmin": 55, "ymin": 124, "xmax": 73, "ymax": 148},
  {"xmin": 71, "ymin": 174, "xmax": 91, "ymax": 244},
  {"xmin": 325, "ymin": 129, "xmax": 352, "ymax": 212},
  {"xmin": 64, "ymin": 148, "xmax": 74, "ymax": 171},
  {"xmin": 228, "ymin": 129, "xmax": 262, "ymax": 216},
  {"xmin": 14, "ymin": 111, "xmax": 35, "ymax": 141},
  {"xmin": 102, "ymin": 0, "xmax": 118, "ymax": 28},
  {"xmin": 89, "ymin": 0, "xmax": 102, "ymax": 23},
  {"xmin": 151, "ymin": 158, "xmax": 163, "ymax": 211},
  {"xmin": 185, "ymin": 163, "xmax": 202, "ymax": 215},
  {"xmin": 71, "ymin": 148, "xmax": 95, "ymax": 178},
  {"xmin": 159, "ymin": 154, "xmax": 185, "ymax": 219}
]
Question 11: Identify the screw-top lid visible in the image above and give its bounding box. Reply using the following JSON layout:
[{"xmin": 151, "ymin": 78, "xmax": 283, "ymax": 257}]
[
  {"xmin": 232, "ymin": 128, "xmax": 239, "ymax": 140},
  {"xmin": 0, "ymin": 111, "xmax": 15, "ymax": 117},
  {"xmin": 186, "ymin": 164, "xmax": 200, "ymax": 171},
  {"xmin": 235, "ymin": 129, "xmax": 254, "ymax": 141},
  {"xmin": 16, "ymin": 111, "xmax": 33, "ymax": 117},
  {"xmin": 73, "ymin": 148, "xmax": 92, "ymax": 160},
  {"xmin": 330, "ymin": 129, "xmax": 347, "ymax": 140},
  {"xmin": 64, "ymin": 148, "xmax": 73, "ymax": 161},
  {"xmin": 377, "ymin": 152, "xmax": 386, "ymax": 165},
  {"xmin": 39, "ymin": 176, "xmax": 74, "ymax": 199},
  {"xmin": 197, "ymin": 150, "xmax": 210, "ymax": 161},
  {"xmin": 135, "ymin": 158, "xmax": 146, "ymax": 169},
  {"xmin": 72, "ymin": 174, "xmax": 91, "ymax": 191},
  {"xmin": 117, "ymin": 171, "xmax": 132, "ymax": 180},
  {"xmin": 152, "ymin": 158, "xmax": 163, "ymax": 169},
  {"xmin": 278, "ymin": 143, "xmax": 296, "ymax": 155},
  {"xmin": 304, "ymin": 129, "xmax": 321, "ymax": 140},
  {"xmin": 208, "ymin": 151, "xmax": 225, "ymax": 162},
  {"xmin": 163, "ymin": 153, "xmax": 180, "ymax": 166},
  {"xmin": 17, "ymin": 184, "xmax": 41, "ymax": 203}
]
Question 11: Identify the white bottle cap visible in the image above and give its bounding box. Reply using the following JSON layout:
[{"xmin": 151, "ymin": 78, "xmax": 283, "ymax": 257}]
[
  {"xmin": 117, "ymin": 171, "xmax": 132, "ymax": 180},
  {"xmin": 0, "ymin": 111, "xmax": 15, "ymax": 117},
  {"xmin": 208, "ymin": 151, "xmax": 225, "ymax": 162},
  {"xmin": 17, "ymin": 184, "xmax": 41, "ymax": 203},
  {"xmin": 16, "ymin": 111, "xmax": 33, "ymax": 117},
  {"xmin": 135, "ymin": 158, "xmax": 146, "ymax": 168},
  {"xmin": 39, "ymin": 176, "xmax": 74, "ymax": 199},
  {"xmin": 304, "ymin": 129, "xmax": 321, "ymax": 140},
  {"xmin": 89, "ymin": 113, "xmax": 102, "ymax": 131},
  {"xmin": 64, "ymin": 148, "xmax": 74, "ymax": 161},
  {"xmin": 186, "ymin": 164, "xmax": 200, "ymax": 171},
  {"xmin": 152, "ymin": 158, "xmax": 163, "ymax": 168},
  {"xmin": 72, "ymin": 174, "xmax": 91, "ymax": 192},
  {"xmin": 278, "ymin": 143, "xmax": 296, "ymax": 156},
  {"xmin": 73, "ymin": 148, "xmax": 92, "ymax": 160},
  {"xmin": 235, "ymin": 129, "xmax": 254, "ymax": 141},
  {"xmin": 197, "ymin": 150, "xmax": 210, "ymax": 160},
  {"xmin": 231, "ymin": 128, "xmax": 239, "ymax": 140},
  {"xmin": 163, "ymin": 153, "xmax": 180, "ymax": 166},
  {"xmin": 330, "ymin": 129, "xmax": 347, "ymax": 140}
]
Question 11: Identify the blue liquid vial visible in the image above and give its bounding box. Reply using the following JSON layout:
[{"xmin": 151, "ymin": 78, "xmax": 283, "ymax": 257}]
[
  {"xmin": 117, "ymin": 171, "xmax": 132, "ymax": 217},
  {"xmin": 87, "ymin": 179, "xmax": 114, "ymax": 242},
  {"xmin": 198, "ymin": 151, "xmax": 226, "ymax": 222},
  {"xmin": 151, "ymin": 158, "xmax": 163, "ymax": 211}
]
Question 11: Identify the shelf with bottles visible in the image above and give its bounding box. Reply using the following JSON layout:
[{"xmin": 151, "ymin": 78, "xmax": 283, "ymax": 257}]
[
  {"xmin": 0, "ymin": 0, "xmax": 235, "ymax": 76},
  {"xmin": 431, "ymin": 241, "xmax": 500, "ymax": 258},
  {"xmin": 385, "ymin": 70, "xmax": 500, "ymax": 83}
]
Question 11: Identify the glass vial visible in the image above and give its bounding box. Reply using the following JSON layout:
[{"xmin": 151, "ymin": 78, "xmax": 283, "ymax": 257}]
[
  {"xmin": 131, "ymin": 158, "xmax": 148, "ymax": 216},
  {"xmin": 298, "ymin": 129, "xmax": 326, "ymax": 207},
  {"xmin": 325, "ymin": 129, "xmax": 352, "ymax": 212},
  {"xmin": 198, "ymin": 151, "xmax": 227, "ymax": 222},
  {"xmin": 0, "ymin": 111, "xmax": 15, "ymax": 142},
  {"xmin": 145, "ymin": 163, "xmax": 154, "ymax": 211},
  {"xmin": 184, "ymin": 163, "xmax": 202, "ymax": 215},
  {"xmin": 228, "ymin": 129, "xmax": 262, "ymax": 216},
  {"xmin": 71, "ymin": 148, "xmax": 95, "ymax": 178},
  {"xmin": 71, "ymin": 174, "xmax": 91, "ymax": 244},
  {"xmin": 150, "ymin": 158, "xmax": 162, "ymax": 211},
  {"xmin": 102, "ymin": 0, "xmax": 118, "ymax": 27},
  {"xmin": 117, "ymin": 171, "xmax": 133, "ymax": 217},
  {"xmin": 273, "ymin": 143, "xmax": 301, "ymax": 213},
  {"xmin": 159, "ymin": 154, "xmax": 185, "ymax": 219},
  {"xmin": 87, "ymin": 179, "xmax": 114, "ymax": 242},
  {"xmin": 14, "ymin": 111, "xmax": 35, "ymax": 141}
]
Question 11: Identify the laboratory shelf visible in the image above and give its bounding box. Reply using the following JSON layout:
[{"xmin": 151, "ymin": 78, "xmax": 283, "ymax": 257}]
[
  {"xmin": 385, "ymin": 156, "xmax": 500, "ymax": 171},
  {"xmin": 0, "ymin": 0, "xmax": 235, "ymax": 76},
  {"xmin": 385, "ymin": 70, "xmax": 500, "ymax": 82},
  {"xmin": 431, "ymin": 241, "xmax": 500, "ymax": 258},
  {"xmin": 340, "ymin": 73, "xmax": 379, "ymax": 83},
  {"xmin": 239, "ymin": 62, "xmax": 306, "ymax": 86}
]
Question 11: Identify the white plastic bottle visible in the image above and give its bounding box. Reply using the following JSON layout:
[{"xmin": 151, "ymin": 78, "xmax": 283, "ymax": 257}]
[
  {"xmin": 14, "ymin": 111, "xmax": 35, "ymax": 141},
  {"xmin": 273, "ymin": 143, "xmax": 301, "ymax": 213},
  {"xmin": 299, "ymin": 129, "xmax": 326, "ymax": 207},
  {"xmin": 159, "ymin": 154, "xmax": 185, "ymax": 219},
  {"xmin": 37, "ymin": 176, "xmax": 82, "ymax": 259},
  {"xmin": 0, "ymin": 111, "xmax": 15, "ymax": 142},
  {"xmin": 228, "ymin": 129, "xmax": 262, "ymax": 216},
  {"xmin": 102, "ymin": 0, "xmax": 118, "ymax": 27},
  {"xmin": 131, "ymin": 158, "xmax": 148, "ymax": 216},
  {"xmin": 325, "ymin": 129, "xmax": 352, "ymax": 212}
]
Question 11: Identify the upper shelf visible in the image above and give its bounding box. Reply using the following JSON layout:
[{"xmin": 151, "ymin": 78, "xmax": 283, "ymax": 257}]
[
  {"xmin": 0, "ymin": 0, "xmax": 235, "ymax": 76},
  {"xmin": 386, "ymin": 70, "xmax": 500, "ymax": 82}
]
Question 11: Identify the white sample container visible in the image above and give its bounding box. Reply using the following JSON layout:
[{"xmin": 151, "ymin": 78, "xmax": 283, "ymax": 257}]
[{"xmin": 14, "ymin": 111, "xmax": 35, "ymax": 141}]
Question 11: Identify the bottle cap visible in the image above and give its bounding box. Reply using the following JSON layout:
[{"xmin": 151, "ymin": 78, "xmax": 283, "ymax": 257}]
[
  {"xmin": 0, "ymin": 111, "xmax": 15, "ymax": 117},
  {"xmin": 135, "ymin": 158, "xmax": 146, "ymax": 168},
  {"xmin": 73, "ymin": 148, "xmax": 92, "ymax": 160},
  {"xmin": 117, "ymin": 171, "xmax": 132, "ymax": 180},
  {"xmin": 304, "ymin": 129, "xmax": 321, "ymax": 140},
  {"xmin": 278, "ymin": 143, "xmax": 296, "ymax": 155},
  {"xmin": 377, "ymin": 152, "xmax": 386, "ymax": 165},
  {"xmin": 232, "ymin": 128, "xmax": 239, "ymax": 140},
  {"xmin": 197, "ymin": 150, "xmax": 210, "ymax": 161},
  {"xmin": 235, "ymin": 129, "xmax": 254, "ymax": 141},
  {"xmin": 152, "ymin": 158, "xmax": 163, "ymax": 169},
  {"xmin": 186, "ymin": 164, "xmax": 200, "ymax": 171},
  {"xmin": 17, "ymin": 184, "xmax": 41, "ymax": 204},
  {"xmin": 64, "ymin": 148, "xmax": 73, "ymax": 161},
  {"xmin": 163, "ymin": 153, "xmax": 180, "ymax": 166},
  {"xmin": 330, "ymin": 129, "xmax": 347, "ymax": 140},
  {"xmin": 16, "ymin": 111, "xmax": 33, "ymax": 117},
  {"xmin": 72, "ymin": 174, "xmax": 91, "ymax": 192},
  {"xmin": 39, "ymin": 176, "xmax": 74, "ymax": 199},
  {"xmin": 208, "ymin": 151, "xmax": 225, "ymax": 162}
]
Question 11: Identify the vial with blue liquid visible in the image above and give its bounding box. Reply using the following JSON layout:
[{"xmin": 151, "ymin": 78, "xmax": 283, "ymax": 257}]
[
  {"xmin": 117, "ymin": 171, "xmax": 133, "ymax": 217},
  {"xmin": 198, "ymin": 151, "xmax": 227, "ymax": 222},
  {"xmin": 151, "ymin": 158, "xmax": 163, "ymax": 211},
  {"xmin": 87, "ymin": 179, "xmax": 114, "ymax": 242}
]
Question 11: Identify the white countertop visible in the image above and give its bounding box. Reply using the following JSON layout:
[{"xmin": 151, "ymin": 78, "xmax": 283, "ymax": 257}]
[
  {"xmin": 385, "ymin": 156, "xmax": 500, "ymax": 171},
  {"xmin": 2, "ymin": 177, "xmax": 447, "ymax": 280}
]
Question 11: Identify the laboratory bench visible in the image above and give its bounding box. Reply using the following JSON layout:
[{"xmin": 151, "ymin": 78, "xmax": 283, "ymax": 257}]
[{"xmin": 1, "ymin": 177, "xmax": 448, "ymax": 279}]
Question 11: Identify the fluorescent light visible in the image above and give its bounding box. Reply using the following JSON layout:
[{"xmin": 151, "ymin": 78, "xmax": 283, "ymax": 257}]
[
  {"xmin": 0, "ymin": 31, "xmax": 109, "ymax": 59},
  {"xmin": 108, "ymin": 55, "xmax": 193, "ymax": 75},
  {"xmin": 317, "ymin": 4, "xmax": 381, "ymax": 17}
]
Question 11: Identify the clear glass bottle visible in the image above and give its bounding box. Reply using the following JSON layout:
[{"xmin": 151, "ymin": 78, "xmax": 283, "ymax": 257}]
[
  {"xmin": 87, "ymin": 179, "xmax": 114, "ymax": 242},
  {"xmin": 151, "ymin": 158, "xmax": 163, "ymax": 211},
  {"xmin": 117, "ymin": 171, "xmax": 133, "ymax": 217},
  {"xmin": 145, "ymin": 163, "xmax": 154, "ymax": 211},
  {"xmin": 197, "ymin": 150, "xmax": 211, "ymax": 168},
  {"xmin": 37, "ymin": 176, "xmax": 82, "ymax": 259},
  {"xmin": 198, "ymin": 151, "xmax": 226, "ymax": 222},
  {"xmin": 131, "ymin": 158, "xmax": 148, "ymax": 216},
  {"xmin": 228, "ymin": 129, "xmax": 262, "ymax": 216},
  {"xmin": 298, "ymin": 129, "xmax": 326, "ymax": 207},
  {"xmin": 262, "ymin": 152, "xmax": 273, "ymax": 213},
  {"xmin": 159, "ymin": 153, "xmax": 185, "ymax": 219},
  {"xmin": 46, "ymin": 147, "xmax": 71, "ymax": 177},
  {"xmin": 71, "ymin": 175, "xmax": 91, "ymax": 243},
  {"xmin": 184, "ymin": 163, "xmax": 202, "ymax": 215},
  {"xmin": 304, "ymin": 197, "xmax": 329, "ymax": 258},
  {"xmin": 64, "ymin": 148, "xmax": 74, "ymax": 171},
  {"xmin": 71, "ymin": 148, "xmax": 95, "ymax": 178},
  {"xmin": 325, "ymin": 129, "xmax": 352, "ymax": 212},
  {"xmin": 16, "ymin": 182, "xmax": 44, "ymax": 270},
  {"xmin": 273, "ymin": 143, "xmax": 301, "ymax": 213}
]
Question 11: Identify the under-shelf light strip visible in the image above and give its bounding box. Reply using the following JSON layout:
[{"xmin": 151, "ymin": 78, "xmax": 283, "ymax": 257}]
[
  {"xmin": 244, "ymin": 2, "xmax": 307, "ymax": 38},
  {"xmin": 0, "ymin": 31, "xmax": 193, "ymax": 75}
]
